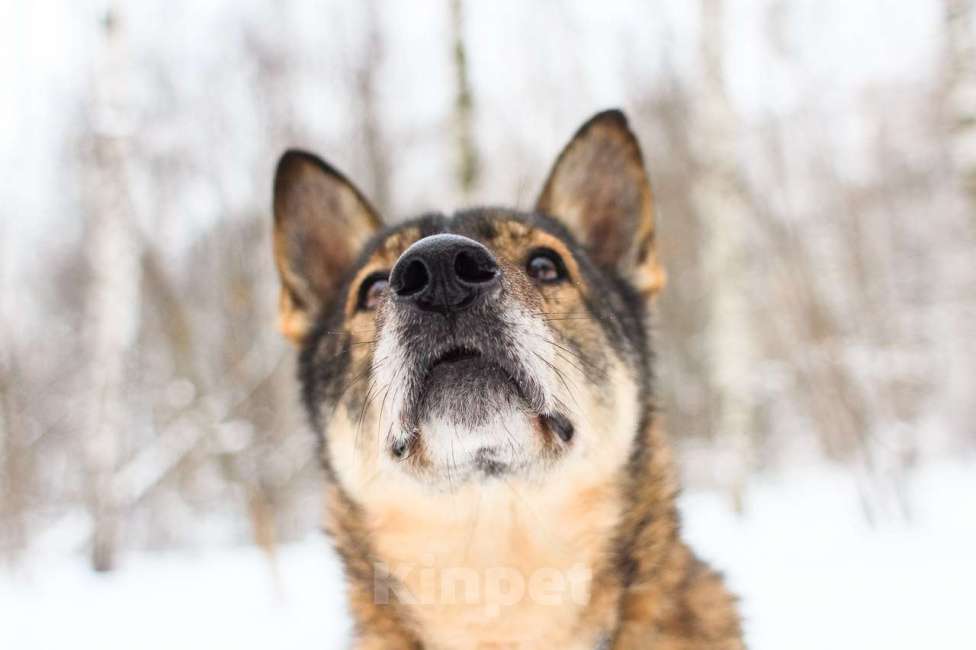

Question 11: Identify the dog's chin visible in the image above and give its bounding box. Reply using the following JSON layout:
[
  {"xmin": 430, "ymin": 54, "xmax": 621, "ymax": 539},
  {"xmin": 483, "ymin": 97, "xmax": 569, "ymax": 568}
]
[{"xmin": 418, "ymin": 408, "xmax": 538, "ymax": 482}]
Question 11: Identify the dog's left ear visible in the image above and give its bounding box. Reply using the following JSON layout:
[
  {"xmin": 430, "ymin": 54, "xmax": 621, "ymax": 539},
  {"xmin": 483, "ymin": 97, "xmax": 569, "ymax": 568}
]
[
  {"xmin": 536, "ymin": 109, "xmax": 665, "ymax": 296},
  {"xmin": 273, "ymin": 150, "xmax": 382, "ymax": 344}
]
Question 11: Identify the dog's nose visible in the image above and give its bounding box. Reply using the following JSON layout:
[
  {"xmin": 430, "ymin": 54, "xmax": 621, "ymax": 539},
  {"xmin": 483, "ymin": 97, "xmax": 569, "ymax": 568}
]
[{"xmin": 390, "ymin": 234, "xmax": 500, "ymax": 313}]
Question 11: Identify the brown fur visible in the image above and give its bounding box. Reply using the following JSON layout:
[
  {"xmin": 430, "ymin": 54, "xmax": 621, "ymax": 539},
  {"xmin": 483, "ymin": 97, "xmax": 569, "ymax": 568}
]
[{"xmin": 271, "ymin": 111, "xmax": 743, "ymax": 649}]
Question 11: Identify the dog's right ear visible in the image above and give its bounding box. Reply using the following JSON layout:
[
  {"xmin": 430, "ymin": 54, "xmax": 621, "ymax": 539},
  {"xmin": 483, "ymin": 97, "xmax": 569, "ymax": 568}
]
[{"xmin": 273, "ymin": 150, "xmax": 382, "ymax": 344}]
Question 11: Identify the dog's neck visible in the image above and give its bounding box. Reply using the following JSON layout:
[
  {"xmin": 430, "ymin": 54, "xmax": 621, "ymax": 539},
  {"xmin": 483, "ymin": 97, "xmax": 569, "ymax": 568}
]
[{"xmin": 330, "ymin": 465, "xmax": 627, "ymax": 650}]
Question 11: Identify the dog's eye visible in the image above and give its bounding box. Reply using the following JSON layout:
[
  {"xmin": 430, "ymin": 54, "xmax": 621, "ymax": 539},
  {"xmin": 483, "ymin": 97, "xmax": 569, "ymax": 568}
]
[
  {"xmin": 357, "ymin": 272, "xmax": 389, "ymax": 311},
  {"xmin": 526, "ymin": 248, "xmax": 566, "ymax": 283}
]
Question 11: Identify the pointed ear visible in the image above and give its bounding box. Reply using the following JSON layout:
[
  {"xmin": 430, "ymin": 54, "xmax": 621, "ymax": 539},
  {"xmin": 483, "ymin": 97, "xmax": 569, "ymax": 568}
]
[
  {"xmin": 273, "ymin": 149, "xmax": 381, "ymax": 343},
  {"xmin": 536, "ymin": 110, "xmax": 665, "ymax": 297}
]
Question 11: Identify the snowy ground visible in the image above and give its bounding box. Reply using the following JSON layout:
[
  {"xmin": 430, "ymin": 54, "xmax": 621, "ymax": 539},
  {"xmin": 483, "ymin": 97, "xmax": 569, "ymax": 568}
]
[{"xmin": 2, "ymin": 461, "xmax": 974, "ymax": 649}]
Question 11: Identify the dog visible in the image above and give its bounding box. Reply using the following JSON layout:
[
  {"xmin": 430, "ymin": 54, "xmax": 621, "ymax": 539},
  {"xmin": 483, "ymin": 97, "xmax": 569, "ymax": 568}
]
[{"xmin": 271, "ymin": 109, "xmax": 744, "ymax": 649}]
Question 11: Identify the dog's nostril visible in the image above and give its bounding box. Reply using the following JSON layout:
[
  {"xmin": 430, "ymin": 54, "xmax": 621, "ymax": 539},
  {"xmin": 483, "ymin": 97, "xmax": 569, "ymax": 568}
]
[
  {"xmin": 394, "ymin": 259, "xmax": 429, "ymax": 297},
  {"xmin": 454, "ymin": 250, "xmax": 498, "ymax": 285}
]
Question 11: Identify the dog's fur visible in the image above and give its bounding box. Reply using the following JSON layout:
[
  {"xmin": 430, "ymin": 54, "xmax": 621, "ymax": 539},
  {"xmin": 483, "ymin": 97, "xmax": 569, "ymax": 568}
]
[{"xmin": 271, "ymin": 110, "xmax": 744, "ymax": 649}]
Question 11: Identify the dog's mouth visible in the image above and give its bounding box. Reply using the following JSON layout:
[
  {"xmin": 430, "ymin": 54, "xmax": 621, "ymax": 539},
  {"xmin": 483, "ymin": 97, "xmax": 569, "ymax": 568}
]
[
  {"xmin": 428, "ymin": 346, "xmax": 482, "ymax": 371},
  {"xmin": 421, "ymin": 344, "xmax": 525, "ymax": 399},
  {"xmin": 403, "ymin": 342, "xmax": 540, "ymax": 432}
]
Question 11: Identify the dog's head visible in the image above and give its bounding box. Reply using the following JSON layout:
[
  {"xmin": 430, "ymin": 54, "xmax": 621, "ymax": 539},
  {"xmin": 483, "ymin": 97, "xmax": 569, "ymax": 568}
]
[{"xmin": 273, "ymin": 110, "xmax": 664, "ymax": 493}]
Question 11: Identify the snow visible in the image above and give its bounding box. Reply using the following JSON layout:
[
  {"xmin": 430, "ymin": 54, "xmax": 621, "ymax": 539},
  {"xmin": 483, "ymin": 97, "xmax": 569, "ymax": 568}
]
[
  {"xmin": 683, "ymin": 461, "xmax": 976, "ymax": 650},
  {"xmin": 0, "ymin": 540, "xmax": 353, "ymax": 650},
  {"xmin": 2, "ymin": 461, "xmax": 974, "ymax": 649}
]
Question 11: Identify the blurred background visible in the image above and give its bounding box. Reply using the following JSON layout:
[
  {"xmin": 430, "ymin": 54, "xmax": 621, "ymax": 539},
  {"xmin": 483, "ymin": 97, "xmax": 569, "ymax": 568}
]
[{"xmin": 1, "ymin": 1, "xmax": 975, "ymax": 648}]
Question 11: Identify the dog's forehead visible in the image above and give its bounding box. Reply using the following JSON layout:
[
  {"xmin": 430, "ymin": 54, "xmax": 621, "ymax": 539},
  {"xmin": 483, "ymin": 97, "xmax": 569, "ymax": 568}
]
[{"xmin": 359, "ymin": 208, "xmax": 576, "ymax": 269}]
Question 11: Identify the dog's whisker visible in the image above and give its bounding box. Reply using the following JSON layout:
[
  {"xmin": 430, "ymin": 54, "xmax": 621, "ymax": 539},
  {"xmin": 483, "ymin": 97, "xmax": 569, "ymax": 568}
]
[
  {"xmin": 531, "ymin": 350, "xmax": 581, "ymax": 412},
  {"xmin": 354, "ymin": 379, "xmax": 379, "ymax": 450}
]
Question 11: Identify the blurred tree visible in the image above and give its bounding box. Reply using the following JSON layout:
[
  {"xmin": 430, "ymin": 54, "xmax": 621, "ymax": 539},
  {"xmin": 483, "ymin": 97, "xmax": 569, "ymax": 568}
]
[
  {"xmin": 942, "ymin": 0, "xmax": 976, "ymax": 445},
  {"xmin": 945, "ymin": 0, "xmax": 976, "ymax": 214},
  {"xmin": 81, "ymin": 7, "xmax": 142, "ymax": 572},
  {"xmin": 355, "ymin": 0, "xmax": 392, "ymax": 215},
  {"xmin": 0, "ymin": 332, "xmax": 27, "ymax": 564},
  {"xmin": 450, "ymin": 0, "xmax": 480, "ymax": 199},
  {"xmin": 695, "ymin": 0, "xmax": 758, "ymax": 511}
]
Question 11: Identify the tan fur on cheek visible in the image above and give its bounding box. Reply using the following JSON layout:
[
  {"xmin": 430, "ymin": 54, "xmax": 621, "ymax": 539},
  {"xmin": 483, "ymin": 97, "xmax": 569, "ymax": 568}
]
[
  {"xmin": 326, "ymin": 401, "xmax": 390, "ymax": 495},
  {"xmin": 633, "ymin": 249, "xmax": 666, "ymax": 298},
  {"xmin": 277, "ymin": 289, "xmax": 311, "ymax": 344}
]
